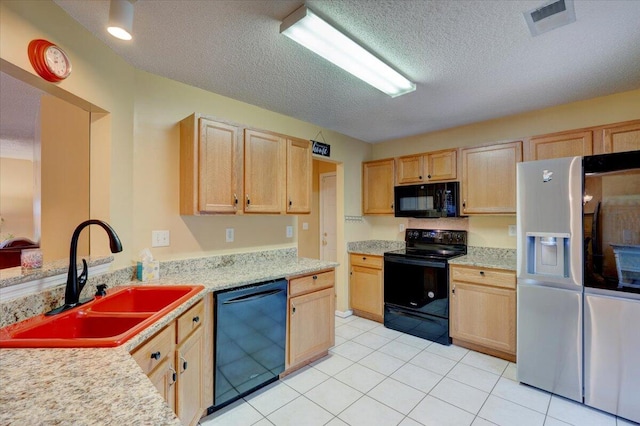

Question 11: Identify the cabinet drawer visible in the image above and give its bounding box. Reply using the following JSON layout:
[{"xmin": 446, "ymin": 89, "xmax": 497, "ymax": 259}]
[
  {"xmin": 289, "ymin": 271, "xmax": 334, "ymax": 297},
  {"xmin": 350, "ymin": 254, "xmax": 383, "ymax": 269},
  {"xmin": 177, "ymin": 299, "xmax": 204, "ymax": 344},
  {"xmin": 132, "ymin": 324, "xmax": 176, "ymax": 375},
  {"xmin": 451, "ymin": 265, "xmax": 516, "ymax": 289}
]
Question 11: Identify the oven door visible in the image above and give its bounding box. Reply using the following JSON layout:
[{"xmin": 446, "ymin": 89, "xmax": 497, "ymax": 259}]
[{"xmin": 384, "ymin": 256, "xmax": 449, "ymax": 315}]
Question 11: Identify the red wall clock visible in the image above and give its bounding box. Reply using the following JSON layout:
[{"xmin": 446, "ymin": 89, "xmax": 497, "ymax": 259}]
[{"xmin": 28, "ymin": 39, "xmax": 72, "ymax": 82}]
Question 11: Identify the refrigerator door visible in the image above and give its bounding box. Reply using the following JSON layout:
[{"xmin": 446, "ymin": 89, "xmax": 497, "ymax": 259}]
[
  {"xmin": 517, "ymin": 156, "xmax": 582, "ymax": 290},
  {"xmin": 584, "ymin": 292, "xmax": 640, "ymax": 423},
  {"xmin": 517, "ymin": 283, "xmax": 583, "ymax": 402}
]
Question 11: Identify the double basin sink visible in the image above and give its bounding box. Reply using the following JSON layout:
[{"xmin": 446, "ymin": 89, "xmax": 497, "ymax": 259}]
[{"xmin": 0, "ymin": 285, "xmax": 204, "ymax": 348}]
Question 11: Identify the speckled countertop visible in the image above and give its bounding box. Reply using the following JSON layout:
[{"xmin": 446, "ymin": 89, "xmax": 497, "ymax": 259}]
[
  {"xmin": 347, "ymin": 240, "xmax": 405, "ymax": 256},
  {"xmin": 0, "ymin": 252, "xmax": 338, "ymax": 425},
  {"xmin": 448, "ymin": 246, "xmax": 517, "ymax": 271}
]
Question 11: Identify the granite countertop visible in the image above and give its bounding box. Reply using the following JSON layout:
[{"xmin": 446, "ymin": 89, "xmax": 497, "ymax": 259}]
[
  {"xmin": 0, "ymin": 255, "xmax": 338, "ymax": 425},
  {"xmin": 448, "ymin": 247, "xmax": 517, "ymax": 271},
  {"xmin": 347, "ymin": 240, "xmax": 405, "ymax": 256}
]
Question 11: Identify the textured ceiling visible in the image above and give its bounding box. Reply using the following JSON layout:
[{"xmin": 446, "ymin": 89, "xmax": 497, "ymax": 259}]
[{"xmin": 34, "ymin": 1, "xmax": 640, "ymax": 142}]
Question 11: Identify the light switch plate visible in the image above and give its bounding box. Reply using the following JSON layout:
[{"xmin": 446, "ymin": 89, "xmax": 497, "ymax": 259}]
[
  {"xmin": 286, "ymin": 226, "xmax": 293, "ymax": 238},
  {"xmin": 508, "ymin": 225, "xmax": 517, "ymax": 236},
  {"xmin": 226, "ymin": 228, "xmax": 234, "ymax": 243},
  {"xmin": 302, "ymin": 222, "xmax": 309, "ymax": 230}
]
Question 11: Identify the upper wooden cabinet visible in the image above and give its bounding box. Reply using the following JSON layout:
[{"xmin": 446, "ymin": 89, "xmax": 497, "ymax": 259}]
[
  {"xmin": 244, "ymin": 129, "xmax": 286, "ymax": 213},
  {"xmin": 286, "ymin": 138, "xmax": 312, "ymax": 214},
  {"xmin": 180, "ymin": 115, "xmax": 243, "ymax": 215},
  {"xmin": 396, "ymin": 149, "xmax": 457, "ymax": 184},
  {"xmin": 461, "ymin": 141, "xmax": 522, "ymax": 214},
  {"xmin": 362, "ymin": 158, "xmax": 395, "ymax": 215},
  {"xmin": 526, "ymin": 130, "xmax": 592, "ymax": 161},
  {"xmin": 594, "ymin": 119, "xmax": 640, "ymax": 154}
]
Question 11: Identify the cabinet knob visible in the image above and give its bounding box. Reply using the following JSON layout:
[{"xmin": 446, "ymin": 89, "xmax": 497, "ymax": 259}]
[
  {"xmin": 427, "ymin": 174, "xmax": 432, "ymax": 179},
  {"xmin": 479, "ymin": 271, "xmax": 485, "ymax": 276},
  {"xmin": 180, "ymin": 356, "xmax": 188, "ymax": 373},
  {"xmin": 452, "ymin": 286, "xmax": 456, "ymax": 294},
  {"xmin": 246, "ymin": 194, "xmax": 251, "ymax": 205},
  {"xmin": 312, "ymin": 275, "xmax": 318, "ymax": 280},
  {"xmin": 169, "ymin": 366, "xmax": 177, "ymax": 385},
  {"xmin": 192, "ymin": 316, "xmax": 200, "ymax": 323},
  {"xmin": 234, "ymin": 193, "xmax": 238, "ymax": 206},
  {"xmin": 362, "ymin": 256, "xmax": 367, "ymax": 261},
  {"xmin": 419, "ymin": 175, "xmax": 422, "ymax": 180},
  {"xmin": 289, "ymin": 198, "xmax": 293, "ymax": 207},
  {"xmin": 292, "ymin": 304, "xmax": 296, "ymax": 315},
  {"xmin": 150, "ymin": 351, "xmax": 161, "ymax": 360},
  {"xmin": 462, "ymin": 200, "xmax": 466, "ymax": 209}
]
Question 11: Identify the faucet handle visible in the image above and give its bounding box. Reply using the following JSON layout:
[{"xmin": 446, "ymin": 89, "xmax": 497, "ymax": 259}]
[{"xmin": 78, "ymin": 259, "xmax": 89, "ymax": 291}]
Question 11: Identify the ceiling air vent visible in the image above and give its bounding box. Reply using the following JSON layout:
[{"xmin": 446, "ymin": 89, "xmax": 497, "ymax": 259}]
[{"xmin": 524, "ymin": 0, "xmax": 576, "ymax": 37}]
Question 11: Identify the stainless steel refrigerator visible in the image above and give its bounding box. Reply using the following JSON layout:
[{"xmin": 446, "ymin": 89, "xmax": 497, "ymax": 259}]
[{"xmin": 516, "ymin": 152, "xmax": 640, "ymax": 423}]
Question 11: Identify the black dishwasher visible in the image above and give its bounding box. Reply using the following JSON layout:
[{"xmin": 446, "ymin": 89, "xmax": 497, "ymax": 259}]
[{"xmin": 211, "ymin": 279, "xmax": 287, "ymax": 411}]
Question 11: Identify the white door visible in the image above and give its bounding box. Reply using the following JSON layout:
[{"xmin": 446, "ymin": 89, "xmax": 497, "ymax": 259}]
[{"xmin": 320, "ymin": 172, "xmax": 337, "ymax": 261}]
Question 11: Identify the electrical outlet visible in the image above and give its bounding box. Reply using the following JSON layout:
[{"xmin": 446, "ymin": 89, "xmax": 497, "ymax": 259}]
[
  {"xmin": 225, "ymin": 228, "xmax": 234, "ymax": 243},
  {"xmin": 508, "ymin": 225, "xmax": 517, "ymax": 237},
  {"xmin": 302, "ymin": 222, "xmax": 309, "ymax": 231},
  {"xmin": 399, "ymin": 224, "xmax": 405, "ymax": 232},
  {"xmin": 152, "ymin": 230, "xmax": 170, "ymax": 247},
  {"xmin": 286, "ymin": 226, "xmax": 293, "ymax": 238}
]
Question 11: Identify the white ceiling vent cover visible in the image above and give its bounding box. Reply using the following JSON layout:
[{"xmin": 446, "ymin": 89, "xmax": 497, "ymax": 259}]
[{"xmin": 524, "ymin": 0, "xmax": 576, "ymax": 37}]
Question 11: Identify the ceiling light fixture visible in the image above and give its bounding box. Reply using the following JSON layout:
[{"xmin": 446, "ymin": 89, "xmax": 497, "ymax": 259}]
[
  {"xmin": 280, "ymin": 5, "xmax": 416, "ymax": 98},
  {"xmin": 107, "ymin": 0, "xmax": 135, "ymax": 41}
]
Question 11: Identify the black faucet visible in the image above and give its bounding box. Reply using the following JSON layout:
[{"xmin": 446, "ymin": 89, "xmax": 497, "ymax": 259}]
[{"xmin": 46, "ymin": 220, "xmax": 123, "ymax": 316}]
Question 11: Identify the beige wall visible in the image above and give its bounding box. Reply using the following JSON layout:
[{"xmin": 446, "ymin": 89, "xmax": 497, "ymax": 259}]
[
  {"xmin": 371, "ymin": 89, "xmax": 640, "ymax": 248},
  {"xmin": 0, "ymin": 157, "xmax": 34, "ymax": 240}
]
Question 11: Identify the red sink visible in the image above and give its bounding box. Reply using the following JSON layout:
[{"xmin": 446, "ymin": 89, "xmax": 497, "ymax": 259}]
[{"xmin": 0, "ymin": 284, "xmax": 204, "ymax": 348}]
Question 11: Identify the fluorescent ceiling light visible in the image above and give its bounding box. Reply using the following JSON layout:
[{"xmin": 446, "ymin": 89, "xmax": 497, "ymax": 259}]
[
  {"xmin": 107, "ymin": 0, "xmax": 134, "ymax": 41},
  {"xmin": 280, "ymin": 5, "xmax": 416, "ymax": 98}
]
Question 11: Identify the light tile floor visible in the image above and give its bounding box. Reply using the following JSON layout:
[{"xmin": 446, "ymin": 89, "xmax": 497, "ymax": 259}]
[{"xmin": 200, "ymin": 315, "xmax": 637, "ymax": 426}]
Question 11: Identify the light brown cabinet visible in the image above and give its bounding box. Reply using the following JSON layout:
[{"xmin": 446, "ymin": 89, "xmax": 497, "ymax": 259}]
[
  {"xmin": 287, "ymin": 270, "xmax": 335, "ymax": 371},
  {"xmin": 461, "ymin": 141, "xmax": 522, "ymax": 214},
  {"xmin": 449, "ymin": 264, "xmax": 516, "ymax": 361},
  {"xmin": 286, "ymin": 137, "xmax": 312, "ymax": 214},
  {"xmin": 349, "ymin": 253, "xmax": 383, "ymax": 322},
  {"xmin": 131, "ymin": 299, "xmax": 208, "ymax": 426},
  {"xmin": 526, "ymin": 130, "xmax": 592, "ymax": 161},
  {"xmin": 180, "ymin": 115, "xmax": 243, "ymax": 215},
  {"xmin": 595, "ymin": 119, "xmax": 640, "ymax": 154},
  {"xmin": 396, "ymin": 149, "xmax": 457, "ymax": 184},
  {"xmin": 244, "ymin": 129, "xmax": 286, "ymax": 213},
  {"xmin": 362, "ymin": 159, "xmax": 395, "ymax": 215}
]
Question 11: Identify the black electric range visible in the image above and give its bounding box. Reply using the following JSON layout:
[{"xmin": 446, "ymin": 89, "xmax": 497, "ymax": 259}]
[{"xmin": 383, "ymin": 229, "xmax": 467, "ymax": 345}]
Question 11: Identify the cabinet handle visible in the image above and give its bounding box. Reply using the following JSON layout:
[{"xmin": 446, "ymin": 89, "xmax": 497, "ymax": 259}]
[
  {"xmin": 452, "ymin": 286, "xmax": 456, "ymax": 294},
  {"xmin": 246, "ymin": 194, "xmax": 251, "ymax": 205},
  {"xmin": 180, "ymin": 356, "xmax": 188, "ymax": 373},
  {"xmin": 169, "ymin": 366, "xmax": 177, "ymax": 385},
  {"xmin": 150, "ymin": 351, "xmax": 161, "ymax": 360},
  {"xmin": 192, "ymin": 316, "xmax": 200, "ymax": 323}
]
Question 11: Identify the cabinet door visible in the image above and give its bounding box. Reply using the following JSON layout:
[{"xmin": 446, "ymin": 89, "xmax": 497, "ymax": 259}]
[
  {"xmin": 599, "ymin": 120, "xmax": 640, "ymax": 153},
  {"xmin": 289, "ymin": 287, "xmax": 335, "ymax": 367},
  {"xmin": 176, "ymin": 328, "xmax": 204, "ymax": 426},
  {"xmin": 461, "ymin": 141, "xmax": 522, "ymax": 214},
  {"xmin": 198, "ymin": 119, "xmax": 242, "ymax": 213},
  {"xmin": 450, "ymin": 282, "xmax": 516, "ymax": 354},
  {"xmin": 426, "ymin": 149, "xmax": 457, "ymax": 181},
  {"xmin": 362, "ymin": 159, "xmax": 395, "ymax": 215},
  {"xmin": 244, "ymin": 129, "xmax": 286, "ymax": 213},
  {"xmin": 396, "ymin": 155, "xmax": 424, "ymax": 184},
  {"xmin": 148, "ymin": 356, "xmax": 177, "ymax": 413},
  {"xmin": 286, "ymin": 138, "xmax": 312, "ymax": 214},
  {"xmin": 527, "ymin": 130, "xmax": 592, "ymax": 161},
  {"xmin": 350, "ymin": 265, "xmax": 383, "ymax": 320}
]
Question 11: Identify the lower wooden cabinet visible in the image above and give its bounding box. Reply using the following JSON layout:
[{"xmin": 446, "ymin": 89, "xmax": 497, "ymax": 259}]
[
  {"xmin": 131, "ymin": 298, "xmax": 209, "ymax": 426},
  {"xmin": 449, "ymin": 264, "xmax": 516, "ymax": 361},
  {"xmin": 349, "ymin": 253, "xmax": 383, "ymax": 322},
  {"xmin": 287, "ymin": 270, "xmax": 335, "ymax": 371}
]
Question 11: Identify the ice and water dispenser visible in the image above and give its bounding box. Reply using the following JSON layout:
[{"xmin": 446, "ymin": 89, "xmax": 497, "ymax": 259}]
[{"xmin": 525, "ymin": 232, "xmax": 571, "ymax": 278}]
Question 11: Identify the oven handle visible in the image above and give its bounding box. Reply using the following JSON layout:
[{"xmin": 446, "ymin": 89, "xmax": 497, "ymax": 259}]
[{"xmin": 384, "ymin": 257, "xmax": 446, "ymax": 268}]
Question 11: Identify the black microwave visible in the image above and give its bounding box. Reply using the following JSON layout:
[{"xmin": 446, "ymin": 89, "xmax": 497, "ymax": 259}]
[{"xmin": 394, "ymin": 182, "xmax": 460, "ymax": 218}]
